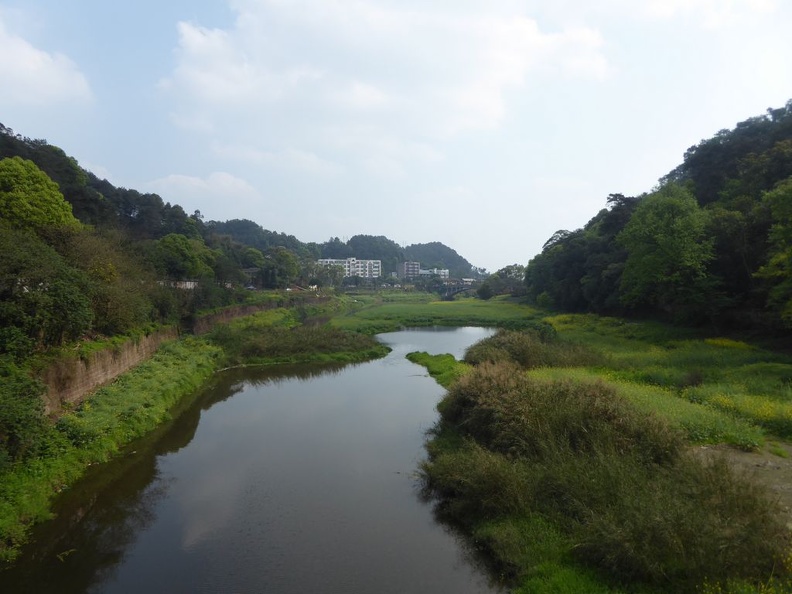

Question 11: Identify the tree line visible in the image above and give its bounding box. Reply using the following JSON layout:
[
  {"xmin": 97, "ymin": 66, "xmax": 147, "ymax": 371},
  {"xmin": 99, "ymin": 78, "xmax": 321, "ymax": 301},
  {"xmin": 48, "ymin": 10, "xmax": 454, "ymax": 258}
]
[
  {"xmin": 523, "ymin": 99, "xmax": 792, "ymax": 331},
  {"xmin": 0, "ymin": 123, "xmax": 483, "ymax": 467}
]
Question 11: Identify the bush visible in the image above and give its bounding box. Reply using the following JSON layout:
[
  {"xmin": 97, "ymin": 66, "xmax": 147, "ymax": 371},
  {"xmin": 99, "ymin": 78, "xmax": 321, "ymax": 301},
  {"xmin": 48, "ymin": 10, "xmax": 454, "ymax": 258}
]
[
  {"xmin": 574, "ymin": 456, "xmax": 786, "ymax": 588},
  {"xmin": 424, "ymin": 363, "xmax": 789, "ymax": 591},
  {"xmin": 463, "ymin": 329, "xmax": 603, "ymax": 369},
  {"xmin": 441, "ymin": 362, "xmax": 681, "ymax": 466},
  {"xmin": 0, "ymin": 363, "xmax": 50, "ymax": 467}
]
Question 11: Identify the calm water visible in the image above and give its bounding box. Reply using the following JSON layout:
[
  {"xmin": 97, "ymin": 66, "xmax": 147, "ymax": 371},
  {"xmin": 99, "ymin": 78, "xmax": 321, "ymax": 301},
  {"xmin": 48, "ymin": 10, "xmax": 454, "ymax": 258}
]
[{"xmin": 2, "ymin": 327, "xmax": 501, "ymax": 594}]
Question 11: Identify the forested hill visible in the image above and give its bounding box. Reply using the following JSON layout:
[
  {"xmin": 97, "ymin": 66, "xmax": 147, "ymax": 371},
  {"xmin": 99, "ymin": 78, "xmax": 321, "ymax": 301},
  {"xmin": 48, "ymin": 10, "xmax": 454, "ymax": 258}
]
[
  {"xmin": 404, "ymin": 242, "xmax": 477, "ymax": 279},
  {"xmin": 0, "ymin": 123, "xmax": 478, "ymax": 280},
  {"xmin": 524, "ymin": 99, "xmax": 792, "ymax": 332}
]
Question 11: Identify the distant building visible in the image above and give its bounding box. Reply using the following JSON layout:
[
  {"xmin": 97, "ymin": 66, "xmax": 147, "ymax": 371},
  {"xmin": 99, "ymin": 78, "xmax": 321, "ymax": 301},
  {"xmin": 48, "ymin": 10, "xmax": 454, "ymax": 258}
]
[
  {"xmin": 419, "ymin": 268, "xmax": 450, "ymax": 279},
  {"xmin": 317, "ymin": 257, "xmax": 382, "ymax": 278},
  {"xmin": 399, "ymin": 261, "xmax": 421, "ymax": 279}
]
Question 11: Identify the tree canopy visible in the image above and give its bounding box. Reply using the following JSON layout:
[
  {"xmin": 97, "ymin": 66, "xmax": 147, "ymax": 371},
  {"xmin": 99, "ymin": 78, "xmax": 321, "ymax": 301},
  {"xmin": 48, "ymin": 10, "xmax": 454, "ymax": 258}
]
[
  {"xmin": 0, "ymin": 157, "xmax": 79, "ymax": 232},
  {"xmin": 618, "ymin": 184, "xmax": 714, "ymax": 320},
  {"xmin": 523, "ymin": 99, "xmax": 792, "ymax": 330}
]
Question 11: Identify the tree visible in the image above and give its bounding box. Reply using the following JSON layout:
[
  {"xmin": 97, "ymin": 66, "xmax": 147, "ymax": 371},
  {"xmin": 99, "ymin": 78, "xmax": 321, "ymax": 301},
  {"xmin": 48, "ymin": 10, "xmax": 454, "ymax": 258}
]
[
  {"xmin": 483, "ymin": 264, "xmax": 527, "ymax": 297},
  {"xmin": 404, "ymin": 242, "xmax": 475, "ymax": 278},
  {"xmin": 0, "ymin": 156, "xmax": 79, "ymax": 232},
  {"xmin": 756, "ymin": 177, "xmax": 792, "ymax": 325},
  {"xmin": 0, "ymin": 364, "xmax": 49, "ymax": 467},
  {"xmin": 44, "ymin": 227, "xmax": 154, "ymax": 335},
  {"xmin": 476, "ymin": 281, "xmax": 494, "ymax": 300},
  {"xmin": 0, "ymin": 228, "xmax": 93, "ymax": 354},
  {"xmin": 524, "ymin": 229, "xmax": 591, "ymax": 311},
  {"xmin": 151, "ymin": 234, "xmax": 215, "ymax": 280},
  {"xmin": 260, "ymin": 247, "xmax": 300, "ymax": 289},
  {"xmin": 617, "ymin": 184, "xmax": 715, "ymax": 320},
  {"xmin": 321, "ymin": 237, "xmax": 352, "ymax": 259},
  {"xmin": 347, "ymin": 235, "xmax": 405, "ymax": 276}
]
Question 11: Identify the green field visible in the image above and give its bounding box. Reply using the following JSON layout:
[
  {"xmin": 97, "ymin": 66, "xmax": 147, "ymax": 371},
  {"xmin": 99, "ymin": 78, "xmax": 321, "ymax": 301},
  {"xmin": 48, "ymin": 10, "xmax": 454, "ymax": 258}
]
[{"xmin": 331, "ymin": 294, "xmax": 547, "ymax": 333}]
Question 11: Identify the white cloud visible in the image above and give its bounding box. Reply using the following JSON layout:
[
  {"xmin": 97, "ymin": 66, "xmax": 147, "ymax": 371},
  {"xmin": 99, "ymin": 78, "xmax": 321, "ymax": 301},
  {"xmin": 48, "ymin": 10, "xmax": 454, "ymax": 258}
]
[
  {"xmin": 213, "ymin": 144, "xmax": 342, "ymax": 176},
  {"xmin": 0, "ymin": 17, "xmax": 91, "ymax": 106},
  {"xmin": 623, "ymin": 0, "xmax": 776, "ymax": 27},
  {"xmin": 161, "ymin": 3, "xmax": 611, "ymax": 138},
  {"xmin": 334, "ymin": 81, "xmax": 393, "ymax": 110}
]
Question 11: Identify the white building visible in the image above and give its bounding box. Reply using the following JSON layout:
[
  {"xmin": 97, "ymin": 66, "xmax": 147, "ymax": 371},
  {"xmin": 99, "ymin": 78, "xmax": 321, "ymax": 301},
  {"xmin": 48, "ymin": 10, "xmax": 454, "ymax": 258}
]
[
  {"xmin": 418, "ymin": 268, "xmax": 450, "ymax": 279},
  {"xmin": 317, "ymin": 257, "xmax": 382, "ymax": 278}
]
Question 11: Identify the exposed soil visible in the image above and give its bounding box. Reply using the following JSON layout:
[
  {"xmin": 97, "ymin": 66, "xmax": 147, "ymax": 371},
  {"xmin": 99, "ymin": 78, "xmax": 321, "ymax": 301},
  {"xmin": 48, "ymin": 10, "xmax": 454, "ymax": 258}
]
[{"xmin": 695, "ymin": 442, "xmax": 792, "ymax": 530}]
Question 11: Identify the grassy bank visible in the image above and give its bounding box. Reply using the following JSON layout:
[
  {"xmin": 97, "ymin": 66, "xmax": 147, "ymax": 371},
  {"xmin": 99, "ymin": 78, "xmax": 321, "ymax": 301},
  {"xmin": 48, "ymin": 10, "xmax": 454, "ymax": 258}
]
[
  {"xmin": 546, "ymin": 314, "xmax": 792, "ymax": 443},
  {"xmin": 0, "ymin": 296, "xmax": 388, "ymax": 563},
  {"xmin": 0, "ymin": 338, "xmax": 221, "ymax": 562},
  {"xmin": 408, "ymin": 322, "xmax": 792, "ymax": 593},
  {"xmin": 331, "ymin": 294, "xmax": 550, "ymax": 334},
  {"xmin": 207, "ymin": 306, "xmax": 390, "ymax": 366}
]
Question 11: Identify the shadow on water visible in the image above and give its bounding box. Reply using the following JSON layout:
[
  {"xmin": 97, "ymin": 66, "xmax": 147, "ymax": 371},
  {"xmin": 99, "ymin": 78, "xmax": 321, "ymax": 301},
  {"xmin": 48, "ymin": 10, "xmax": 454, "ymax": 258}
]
[
  {"xmin": 0, "ymin": 362, "xmax": 351, "ymax": 594},
  {"xmin": 417, "ymin": 476, "xmax": 515, "ymax": 591}
]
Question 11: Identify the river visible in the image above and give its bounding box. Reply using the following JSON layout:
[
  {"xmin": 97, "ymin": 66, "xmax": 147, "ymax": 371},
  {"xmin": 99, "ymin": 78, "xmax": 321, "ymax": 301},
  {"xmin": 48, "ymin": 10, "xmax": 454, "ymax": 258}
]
[{"xmin": 2, "ymin": 327, "xmax": 502, "ymax": 593}]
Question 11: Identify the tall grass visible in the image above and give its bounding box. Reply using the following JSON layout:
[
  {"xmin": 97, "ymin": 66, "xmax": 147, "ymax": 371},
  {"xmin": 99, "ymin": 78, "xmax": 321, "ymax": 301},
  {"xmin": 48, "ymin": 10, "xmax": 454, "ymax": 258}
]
[
  {"xmin": 463, "ymin": 328, "xmax": 603, "ymax": 369},
  {"xmin": 423, "ymin": 363, "xmax": 789, "ymax": 592}
]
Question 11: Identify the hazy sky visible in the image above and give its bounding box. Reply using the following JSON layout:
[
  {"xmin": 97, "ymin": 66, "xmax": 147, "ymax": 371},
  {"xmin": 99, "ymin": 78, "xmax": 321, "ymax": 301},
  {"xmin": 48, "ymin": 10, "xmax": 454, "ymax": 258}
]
[{"xmin": 1, "ymin": 1, "xmax": 790, "ymax": 272}]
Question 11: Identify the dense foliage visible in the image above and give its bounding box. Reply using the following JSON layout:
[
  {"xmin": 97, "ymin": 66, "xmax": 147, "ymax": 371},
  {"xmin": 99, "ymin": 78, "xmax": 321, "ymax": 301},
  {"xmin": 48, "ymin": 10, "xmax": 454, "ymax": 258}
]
[
  {"xmin": 422, "ymin": 331, "xmax": 790, "ymax": 592},
  {"xmin": 524, "ymin": 99, "xmax": 792, "ymax": 331}
]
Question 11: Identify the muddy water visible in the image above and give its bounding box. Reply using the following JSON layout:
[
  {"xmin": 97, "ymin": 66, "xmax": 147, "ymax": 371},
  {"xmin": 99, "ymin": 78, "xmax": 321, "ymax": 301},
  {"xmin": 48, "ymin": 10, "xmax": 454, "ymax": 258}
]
[{"xmin": 2, "ymin": 327, "xmax": 501, "ymax": 594}]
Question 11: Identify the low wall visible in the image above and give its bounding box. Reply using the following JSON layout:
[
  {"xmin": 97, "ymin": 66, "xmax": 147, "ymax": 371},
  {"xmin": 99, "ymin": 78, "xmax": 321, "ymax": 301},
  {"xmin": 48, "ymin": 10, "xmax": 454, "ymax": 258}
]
[
  {"xmin": 40, "ymin": 295, "xmax": 330, "ymax": 416},
  {"xmin": 41, "ymin": 328, "xmax": 179, "ymax": 416}
]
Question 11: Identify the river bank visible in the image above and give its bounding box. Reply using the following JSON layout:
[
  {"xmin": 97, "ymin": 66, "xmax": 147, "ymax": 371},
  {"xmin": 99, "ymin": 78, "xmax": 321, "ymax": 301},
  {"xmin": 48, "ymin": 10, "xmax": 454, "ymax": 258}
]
[
  {"xmin": 408, "ymin": 320, "xmax": 792, "ymax": 593},
  {"xmin": 0, "ymin": 326, "xmax": 499, "ymax": 594},
  {"xmin": 5, "ymin": 292, "xmax": 792, "ymax": 593},
  {"xmin": 0, "ymin": 298, "xmax": 386, "ymax": 563}
]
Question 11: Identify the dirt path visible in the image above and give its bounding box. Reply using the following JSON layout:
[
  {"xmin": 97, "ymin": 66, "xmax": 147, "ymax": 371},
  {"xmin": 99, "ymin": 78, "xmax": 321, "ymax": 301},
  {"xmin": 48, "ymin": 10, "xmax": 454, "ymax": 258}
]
[{"xmin": 696, "ymin": 442, "xmax": 792, "ymax": 529}]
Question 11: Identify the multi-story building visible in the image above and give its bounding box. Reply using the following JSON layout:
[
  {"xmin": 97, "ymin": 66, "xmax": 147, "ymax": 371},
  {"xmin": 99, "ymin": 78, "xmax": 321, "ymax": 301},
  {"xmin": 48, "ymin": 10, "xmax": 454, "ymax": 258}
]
[
  {"xmin": 399, "ymin": 261, "xmax": 421, "ymax": 279},
  {"xmin": 317, "ymin": 257, "xmax": 382, "ymax": 278}
]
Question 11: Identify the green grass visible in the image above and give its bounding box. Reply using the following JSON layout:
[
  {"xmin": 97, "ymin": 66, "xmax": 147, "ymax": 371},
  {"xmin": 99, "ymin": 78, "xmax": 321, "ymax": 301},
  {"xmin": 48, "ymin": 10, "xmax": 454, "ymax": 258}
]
[
  {"xmin": 400, "ymin": 315, "xmax": 792, "ymax": 593},
  {"xmin": 543, "ymin": 313, "xmax": 792, "ymax": 442},
  {"xmin": 330, "ymin": 294, "xmax": 545, "ymax": 334},
  {"xmin": 406, "ymin": 352, "xmax": 470, "ymax": 388},
  {"xmin": 0, "ymin": 338, "xmax": 222, "ymax": 562},
  {"xmin": 421, "ymin": 363, "xmax": 789, "ymax": 593},
  {"xmin": 208, "ymin": 307, "xmax": 390, "ymax": 366},
  {"xmin": 527, "ymin": 368, "xmax": 764, "ymax": 450}
]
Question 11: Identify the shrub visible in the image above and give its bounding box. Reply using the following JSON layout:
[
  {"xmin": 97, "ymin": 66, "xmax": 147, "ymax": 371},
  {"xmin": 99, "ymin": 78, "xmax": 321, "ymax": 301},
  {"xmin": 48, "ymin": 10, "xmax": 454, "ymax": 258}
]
[
  {"xmin": 441, "ymin": 363, "xmax": 681, "ymax": 466},
  {"xmin": 463, "ymin": 329, "xmax": 603, "ymax": 369},
  {"xmin": 0, "ymin": 364, "xmax": 50, "ymax": 467},
  {"xmin": 575, "ymin": 455, "xmax": 786, "ymax": 588},
  {"xmin": 424, "ymin": 363, "xmax": 789, "ymax": 591}
]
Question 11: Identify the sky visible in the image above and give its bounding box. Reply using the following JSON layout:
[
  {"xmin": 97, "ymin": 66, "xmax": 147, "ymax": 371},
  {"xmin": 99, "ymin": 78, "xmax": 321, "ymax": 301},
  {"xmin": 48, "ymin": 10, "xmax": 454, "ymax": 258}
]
[{"xmin": 1, "ymin": 1, "xmax": 791, "ymax": 273}]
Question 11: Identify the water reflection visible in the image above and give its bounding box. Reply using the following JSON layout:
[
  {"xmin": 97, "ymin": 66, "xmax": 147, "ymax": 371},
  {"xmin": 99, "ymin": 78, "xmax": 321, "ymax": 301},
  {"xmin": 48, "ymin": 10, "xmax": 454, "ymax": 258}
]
[{"xmin": 1, "ymin": 327, "xmax": 500, "ymax": 594}]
